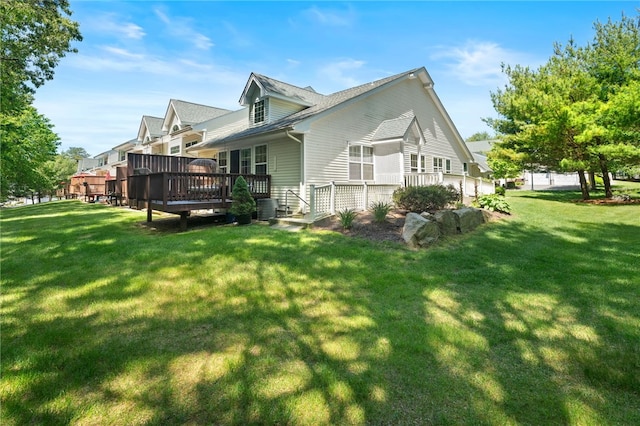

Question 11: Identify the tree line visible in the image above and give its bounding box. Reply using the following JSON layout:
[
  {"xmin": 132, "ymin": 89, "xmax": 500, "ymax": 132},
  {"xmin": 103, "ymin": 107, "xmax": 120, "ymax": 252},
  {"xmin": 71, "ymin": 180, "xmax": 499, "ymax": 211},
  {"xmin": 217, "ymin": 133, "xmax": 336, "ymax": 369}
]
[
  {"xmin": 485, "ymin": 12, "xmax": 640, "ymax": 200},
  {"xmin": 1, "ymin": 0, "xmax": 83, "ymax": 202}
]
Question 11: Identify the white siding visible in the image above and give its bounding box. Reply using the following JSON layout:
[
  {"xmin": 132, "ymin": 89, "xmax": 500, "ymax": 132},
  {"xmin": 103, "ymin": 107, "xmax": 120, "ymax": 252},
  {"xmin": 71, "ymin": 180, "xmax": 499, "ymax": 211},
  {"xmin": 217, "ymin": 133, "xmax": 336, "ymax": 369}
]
[
  {"xmin": 269, "ymin": 97, "xmax": 307, "ymax": 122},
  {"xmin": 267, "ymin": 137, "xmax": 302, "ymax": 210},
  {"xmin": 374, "ymin": 143, "xmax": 403, "ymax": 184},
  {"xmin": 304, "ymin": 78, "xmax": 467, "ymax": 186}
]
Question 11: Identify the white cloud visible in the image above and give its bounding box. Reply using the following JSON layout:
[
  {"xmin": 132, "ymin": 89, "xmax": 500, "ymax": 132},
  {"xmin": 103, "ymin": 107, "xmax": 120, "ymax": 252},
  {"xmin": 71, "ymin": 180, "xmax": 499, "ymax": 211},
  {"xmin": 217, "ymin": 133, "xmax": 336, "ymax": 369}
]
[
  {"xmin": 431, "ymin": 40, "xmax": 532, "ymax": 86},
  {"xmin": 87, "ymin": 14, "xmax": 145, "ymax": 40},
  {"xmin": 154, "ymin": 7, "xmax": 213, "ymax": 51},
  {"xmin": 318, "ymin": 59, "xmax": 366, "ymax": 89},
  {"xmin": 303, "ymin": 5, "xmax": 356, "ymax": 27}
]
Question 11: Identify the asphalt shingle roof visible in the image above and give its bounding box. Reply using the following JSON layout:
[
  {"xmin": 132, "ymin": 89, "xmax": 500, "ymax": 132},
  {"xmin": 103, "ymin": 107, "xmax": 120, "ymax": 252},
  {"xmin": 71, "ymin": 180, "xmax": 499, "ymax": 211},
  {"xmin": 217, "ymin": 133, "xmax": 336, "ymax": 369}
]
[
  {"xmin": 371, "ymin": 115, "xmax": 415, "ymax": 141},
  {"xmin": 143, "ymin": 116, "xmax": 165, "ymax": 138},
  {"xmin": 200, "ymin": 68, "xmax": 422, "ymax": 148},
  {"xmin": 171, "ymin": 100, "xmax": 231, "ymax": 125},
  {"xmin": 251, "ymin": 73, "xmax": 326, "ymax": 105}
]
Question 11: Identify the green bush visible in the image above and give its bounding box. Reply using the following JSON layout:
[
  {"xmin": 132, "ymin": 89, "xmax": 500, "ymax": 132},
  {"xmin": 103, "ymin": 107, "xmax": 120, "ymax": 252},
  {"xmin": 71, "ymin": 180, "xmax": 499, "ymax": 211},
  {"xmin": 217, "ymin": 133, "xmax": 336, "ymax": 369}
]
[
  {"xmin": 495, "ymin": 186, "xmax": 506, "ymax": 196},
  {"xmin": 369, "ymin": 201, "xmax": 392, "ymax": 223},
  {"xmin": 229, "ymin": 176, "xmax": 256, "ymax": 216},
  {"xmin": 474, "ymin": 194, "xmax": 511, "ymax": 214},
  {"xmin": 392, "ymin": 184, "xmax": 460, "ymax": 213},
  {"xmin": 338, "ymin": 209, "xmax": 358, "ymax": 229}
]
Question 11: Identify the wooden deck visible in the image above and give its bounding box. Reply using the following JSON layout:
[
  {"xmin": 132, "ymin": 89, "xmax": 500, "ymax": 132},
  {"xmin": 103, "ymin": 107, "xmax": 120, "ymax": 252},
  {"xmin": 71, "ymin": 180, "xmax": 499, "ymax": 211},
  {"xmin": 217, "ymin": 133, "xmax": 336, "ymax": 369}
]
[{"xmin": 131, "ymin": 171, "xmax": 271, "ymax": 230}]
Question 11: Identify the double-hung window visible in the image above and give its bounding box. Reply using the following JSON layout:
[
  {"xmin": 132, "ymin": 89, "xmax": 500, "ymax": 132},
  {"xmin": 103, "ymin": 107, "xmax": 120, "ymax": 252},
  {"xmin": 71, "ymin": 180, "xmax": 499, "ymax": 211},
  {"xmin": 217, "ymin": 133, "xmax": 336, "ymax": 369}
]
[
  {"xmin": 240, "ymin": 148, "xmax": 251, "ymax": 174},
  {"xmin": 410, "ymin": 154, "xmax": 419, "ymax": 173},
  {"xmin": 218, "ymin": 151, "xmax": 227, "ymax": 173},
  {"xmin": 433, "ymin": 157, "xmax": 452, "ymax": 173},
  {"xmin": 255, "ymin": 145, "xmax": 267, "ymax": 175},
  {"xmin": 349, "ymin": 145, "xmax": 374, "ymax": 180},
  {"xmin": 253, "ymin": 99, "xmax": 265, "ymax": 124}
]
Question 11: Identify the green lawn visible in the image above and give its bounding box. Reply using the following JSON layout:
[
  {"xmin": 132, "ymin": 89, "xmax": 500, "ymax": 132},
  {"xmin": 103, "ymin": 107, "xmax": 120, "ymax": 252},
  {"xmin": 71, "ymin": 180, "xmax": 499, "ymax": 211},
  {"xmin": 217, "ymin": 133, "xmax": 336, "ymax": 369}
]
[{"xmin": 2, "ymin": 185, "xmax": 639, "ymax": 425}]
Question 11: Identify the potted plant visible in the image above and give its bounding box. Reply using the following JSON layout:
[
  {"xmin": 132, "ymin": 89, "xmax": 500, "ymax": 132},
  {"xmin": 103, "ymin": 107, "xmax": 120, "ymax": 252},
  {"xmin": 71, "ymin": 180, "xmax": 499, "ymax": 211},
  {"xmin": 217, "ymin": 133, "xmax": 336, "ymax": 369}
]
[{"xmin": 229, "ymin": 176, "xmax": 256, "ymax": 225}]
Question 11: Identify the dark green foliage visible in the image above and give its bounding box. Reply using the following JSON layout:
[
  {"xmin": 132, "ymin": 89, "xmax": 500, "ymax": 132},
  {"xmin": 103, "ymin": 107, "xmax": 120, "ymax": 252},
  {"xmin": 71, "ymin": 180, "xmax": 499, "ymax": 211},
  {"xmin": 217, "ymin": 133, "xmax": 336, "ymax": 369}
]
[
  {"xmin": 495, "ymin": 186, "xmax": 506, "ymax": 196},
  {"xmin": 229, "ymin": 176, "xmax": 256, "ymax": 216},
  {"xmin": 369, "ymin": 201, "xmax": 392, "ymax": 223},
  {"xmin": 474, "ymin": 194, "xmax": 511, "ymax": 214},
  {"xmin": 338, "ymin": 208, "xmax": 358, "ymax": 229},
  {"xmin": 392, "ymin": 184, "xmax": 460, "ymax": 212}
]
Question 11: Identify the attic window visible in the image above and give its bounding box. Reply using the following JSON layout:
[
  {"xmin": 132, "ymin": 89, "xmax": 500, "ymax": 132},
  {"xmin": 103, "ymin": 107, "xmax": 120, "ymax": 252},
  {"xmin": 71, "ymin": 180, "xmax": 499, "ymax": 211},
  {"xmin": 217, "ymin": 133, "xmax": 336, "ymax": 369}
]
[
  {"xmin": 172, "ymin": 125, "xmax": 180, "ymax": 132},
  {"xmin": 253, "ymin": 99, "xmax": 265, "ymax": 124}
]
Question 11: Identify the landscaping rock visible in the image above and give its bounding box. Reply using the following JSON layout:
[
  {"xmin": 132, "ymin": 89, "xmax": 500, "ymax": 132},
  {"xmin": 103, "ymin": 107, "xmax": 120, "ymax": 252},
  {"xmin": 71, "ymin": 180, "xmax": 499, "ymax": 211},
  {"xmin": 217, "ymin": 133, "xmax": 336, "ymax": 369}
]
[
  {"xmin": 453, "ymin": 207, "xmax": 485, "ymax": 233},
  {"xmin": 434, "ymin": 210, "xmax": 459, "ymax": 235},
  {"xmin": 402, "ymin": 212, "xmax": 441, "ymax": 248}
]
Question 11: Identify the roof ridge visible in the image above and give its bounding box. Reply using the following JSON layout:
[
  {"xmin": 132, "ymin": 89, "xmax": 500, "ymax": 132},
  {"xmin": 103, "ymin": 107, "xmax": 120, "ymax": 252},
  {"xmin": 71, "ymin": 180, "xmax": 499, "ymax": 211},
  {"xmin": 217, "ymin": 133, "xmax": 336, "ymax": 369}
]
[
  {"xmin": 252, "ymin": 72, "xmax": 323, "ymax": 96},
  {"xmin": 327, "ymin": 68, "xmax": 420, "ymax": 98},
  {"xmin": 171, "ymin": 99, "xmax": 230, "ymax": 111}
]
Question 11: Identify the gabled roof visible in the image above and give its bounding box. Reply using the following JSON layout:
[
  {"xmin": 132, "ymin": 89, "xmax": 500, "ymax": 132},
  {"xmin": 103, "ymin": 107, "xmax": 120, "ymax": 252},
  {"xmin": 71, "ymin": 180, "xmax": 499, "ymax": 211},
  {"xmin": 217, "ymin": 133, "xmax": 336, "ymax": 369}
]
[
  {"xmin": 200, "ymin": 68, "xmax": 427, "ymax": 148},
  {"xmin": 162, "ymin": 99, "xmax": 231, "ymax": 131},
  {"xmin": 465, "ymin": 139, "xmax": 498, "ymax": 155},
  {"xmin": 472, "ymin": 152, "xmax": 492, "ymax": 173},
  {"xmin": 113, "ymin": 138, "xmax": 138, "ymax": 150},
  {"xmin": 370, "ymin": 112, "xmax": 425, "ymax": 143},
  {"xmin": 239, "ymin": 73, "xmax": 325, "ymax": 107},
  {"xmin": 137, "ymin": 115, "xmax": 164, "ymax": 142}
]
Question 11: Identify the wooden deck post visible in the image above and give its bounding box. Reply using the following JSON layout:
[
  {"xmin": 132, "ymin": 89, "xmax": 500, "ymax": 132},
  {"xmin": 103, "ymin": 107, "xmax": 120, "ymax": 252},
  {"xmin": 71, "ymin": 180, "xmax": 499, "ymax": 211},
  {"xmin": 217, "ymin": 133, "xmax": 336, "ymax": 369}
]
[{"xmin": 179, "ymin": 211, "xmax": 188, "ymax": 231}]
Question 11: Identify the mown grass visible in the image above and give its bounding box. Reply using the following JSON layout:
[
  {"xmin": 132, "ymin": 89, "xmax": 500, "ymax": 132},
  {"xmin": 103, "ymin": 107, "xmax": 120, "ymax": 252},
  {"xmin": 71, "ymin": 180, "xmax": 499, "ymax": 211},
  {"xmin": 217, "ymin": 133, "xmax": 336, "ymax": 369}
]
[{"xmin": 1, "ymin": 184, "xmax": 639, "ymax": 425}]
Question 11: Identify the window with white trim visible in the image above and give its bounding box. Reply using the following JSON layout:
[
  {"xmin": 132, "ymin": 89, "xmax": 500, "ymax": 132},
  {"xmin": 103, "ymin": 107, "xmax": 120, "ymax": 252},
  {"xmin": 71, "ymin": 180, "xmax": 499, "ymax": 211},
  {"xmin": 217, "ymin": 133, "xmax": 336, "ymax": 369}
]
[
  {"xmin": 253, "ymin": 99, "xmax": 265, "ymax": 124},
  {"xmin": 218, "ymin": 151, "xmax": 227, "ymax": 173},
  {"xmin": 349, "ymin": 145, "xmax": 374, "ymax": 180},
  {"xmin": 410, "ymin": 154, "xmax": 418, "ymax": 173},
  {"xmin": 240, "ymin": 148, "xmax": 251, "ymax": 174},
  {"xmin": 433, "ymin": 157, "xmax": 444, "ymax": 173},
  {"xmin": 185, "ymin": 140, "xmax": 198, "ymax": 148},
  {"xmin": 255, "ymin": 145, "xmax": 267, "ymax": 175},
  {"xmin": 445, "ymin": 159, "xmax": 451, "ymax": 174},
  {"xmin": 170, "ymin": 146, "xmax": 179, "ymax": 154},
  {"xmin": 119, "ymin": 151, "xmax": 126, "ymax": 161},
  {"xmin": 420, "ymin": 155, "xmax": 426, "ymax": 172}
]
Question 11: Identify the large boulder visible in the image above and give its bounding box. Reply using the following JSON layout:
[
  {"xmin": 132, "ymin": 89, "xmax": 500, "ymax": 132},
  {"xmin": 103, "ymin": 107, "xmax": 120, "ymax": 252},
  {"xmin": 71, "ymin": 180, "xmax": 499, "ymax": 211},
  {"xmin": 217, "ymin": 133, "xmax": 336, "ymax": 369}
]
[
  {"xmin": 434, "ymin": 210, "xmax": 460, "ymax": 235},
  {"xmin": 402, "ymin": 212, "xmax": 441, "ymax": 248},
  {"xmin": 453, "ymin": 208, "xmax": 485, "ymax": 233}
]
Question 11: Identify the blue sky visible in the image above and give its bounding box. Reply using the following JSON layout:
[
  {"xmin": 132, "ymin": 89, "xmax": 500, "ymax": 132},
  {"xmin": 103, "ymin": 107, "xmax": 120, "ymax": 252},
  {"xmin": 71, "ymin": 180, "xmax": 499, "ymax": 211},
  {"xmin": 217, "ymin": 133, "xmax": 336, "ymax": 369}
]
[{"xmin": 32, "ymin": 1, "xmax": 637, "ymax": 156}]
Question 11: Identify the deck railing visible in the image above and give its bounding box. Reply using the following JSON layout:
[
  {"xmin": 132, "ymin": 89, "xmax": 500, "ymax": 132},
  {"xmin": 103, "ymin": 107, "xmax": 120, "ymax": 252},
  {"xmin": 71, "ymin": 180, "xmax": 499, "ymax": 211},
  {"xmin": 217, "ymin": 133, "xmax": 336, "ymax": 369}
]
[{"xmin": 130, "ymin": 172, "xmax": 271, "ymax": 207}]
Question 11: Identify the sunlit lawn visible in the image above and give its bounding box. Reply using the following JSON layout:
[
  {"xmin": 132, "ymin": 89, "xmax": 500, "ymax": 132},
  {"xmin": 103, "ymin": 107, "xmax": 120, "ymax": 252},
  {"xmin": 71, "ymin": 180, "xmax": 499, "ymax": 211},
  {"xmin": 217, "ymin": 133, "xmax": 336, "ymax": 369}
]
[{"xmin": 1, "ymin": 183, "xmax": 639, "ymax": 425}]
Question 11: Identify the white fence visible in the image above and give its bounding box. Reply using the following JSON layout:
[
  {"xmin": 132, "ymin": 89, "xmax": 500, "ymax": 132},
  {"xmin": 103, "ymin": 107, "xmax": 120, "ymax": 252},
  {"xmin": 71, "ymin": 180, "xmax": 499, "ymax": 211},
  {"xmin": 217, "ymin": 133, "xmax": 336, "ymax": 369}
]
[{"xmin": 310, "ymin": 174, "xmax": 494, "ymax": 219}]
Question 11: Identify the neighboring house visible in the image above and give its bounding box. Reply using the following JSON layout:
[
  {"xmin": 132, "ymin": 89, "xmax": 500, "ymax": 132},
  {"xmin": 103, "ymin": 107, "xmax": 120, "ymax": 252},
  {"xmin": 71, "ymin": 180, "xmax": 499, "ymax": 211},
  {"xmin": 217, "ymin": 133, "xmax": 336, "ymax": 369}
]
[
  {"xmin": 466, "ymin": 139, "xmax": 583, "ymax": 188},
  {"xmin": 187, "ymin": 67, "xmax": 491, "ymax": 213}
]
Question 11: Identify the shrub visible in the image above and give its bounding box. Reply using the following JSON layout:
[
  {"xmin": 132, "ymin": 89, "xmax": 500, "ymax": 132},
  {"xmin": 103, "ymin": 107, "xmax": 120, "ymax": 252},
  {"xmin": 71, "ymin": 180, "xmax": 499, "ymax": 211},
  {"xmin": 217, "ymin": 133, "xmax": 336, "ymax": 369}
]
[
  {"xmin": 338, "ymin": 209, "xmax": 358, "ymax": 229},
  {"xmin": 392, "ymin": 184, "xmax": 460, "ymax": 213},
  {"xmin": 474, "ymin": 194, "xmax": 511, "ymax": 214},
  {"xmin": 495, "ymin": 186, "xmax": 506, "ymax": 196},
  {"xmin": 370, "ymin": 201, "xmax": 392, "ymax": 223},
  {"xmin": 229, "ymin": 176, "xmax": 256, "ymax": 217}
]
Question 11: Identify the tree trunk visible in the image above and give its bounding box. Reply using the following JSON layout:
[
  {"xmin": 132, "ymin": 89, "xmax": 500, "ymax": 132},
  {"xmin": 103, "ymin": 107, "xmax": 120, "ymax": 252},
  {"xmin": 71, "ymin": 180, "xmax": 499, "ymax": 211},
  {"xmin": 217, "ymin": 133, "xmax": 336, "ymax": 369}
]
[
  {"xmin": 577, "ymin": 170, "xmax": 590, "ymax": 200},
  {"xmin": 589, "ymin": 171, "xmax": 597, "ymax": 190},
  {"xmin": 598, "ymin": 154, "xmax": 613, "ymax": 198}
]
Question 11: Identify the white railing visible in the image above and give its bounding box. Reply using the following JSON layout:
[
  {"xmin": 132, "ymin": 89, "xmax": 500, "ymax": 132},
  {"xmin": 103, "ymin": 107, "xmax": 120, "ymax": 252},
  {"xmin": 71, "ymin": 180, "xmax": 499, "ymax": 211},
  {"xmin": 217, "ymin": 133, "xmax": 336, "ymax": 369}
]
[{"xmin": 310, "ymin": 174, "xmax": 494, "ymax": 220}]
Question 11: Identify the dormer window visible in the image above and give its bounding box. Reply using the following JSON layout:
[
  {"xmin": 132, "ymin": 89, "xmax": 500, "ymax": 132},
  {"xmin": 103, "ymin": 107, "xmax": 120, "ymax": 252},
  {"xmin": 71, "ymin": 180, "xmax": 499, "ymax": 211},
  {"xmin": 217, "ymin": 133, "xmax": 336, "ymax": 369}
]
[{"xmin": 253, "ymin": 99, "xmax": 265, "ymax": 124}]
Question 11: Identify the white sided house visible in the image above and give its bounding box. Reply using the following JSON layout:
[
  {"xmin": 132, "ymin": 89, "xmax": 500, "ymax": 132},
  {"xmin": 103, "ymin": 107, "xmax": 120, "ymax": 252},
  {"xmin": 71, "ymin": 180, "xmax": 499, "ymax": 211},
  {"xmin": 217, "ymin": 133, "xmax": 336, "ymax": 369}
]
[{"xmin": 188, "ymin": 67, "xmax": 492, "ymax": 217}]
